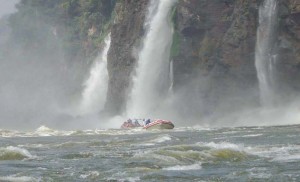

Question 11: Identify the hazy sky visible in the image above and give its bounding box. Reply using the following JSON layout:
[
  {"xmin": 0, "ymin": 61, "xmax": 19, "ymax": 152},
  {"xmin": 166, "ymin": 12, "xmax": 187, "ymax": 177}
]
[{"xmin": 0, "ymin": 0, "xmax": 19, "ymax": 18}]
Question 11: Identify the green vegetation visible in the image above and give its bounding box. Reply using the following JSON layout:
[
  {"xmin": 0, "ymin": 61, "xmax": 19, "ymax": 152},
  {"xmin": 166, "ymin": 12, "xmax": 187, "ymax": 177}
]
[
  {"xmin": 170, "ymin": 6, "xmax": 180, "ymax": 58},
  {"xmin": 171, "ymin": 30, "xmax": 180, "ymax": 57}
]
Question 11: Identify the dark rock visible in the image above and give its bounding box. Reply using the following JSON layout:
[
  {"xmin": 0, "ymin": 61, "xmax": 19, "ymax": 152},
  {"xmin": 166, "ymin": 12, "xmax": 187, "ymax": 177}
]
[
  {"xmin": 105, "ymin": 0, "xmax": 300, "ymax": 116},
  {"xmin": 105, "ymin": 0, "xmax": 149, "ymax": 115}
]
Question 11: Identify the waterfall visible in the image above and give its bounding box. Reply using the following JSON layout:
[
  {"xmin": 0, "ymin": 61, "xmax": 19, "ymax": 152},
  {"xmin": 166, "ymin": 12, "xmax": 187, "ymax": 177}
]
[
  {"xmin": 169, "ymin": 60, "xmax": 174, "ymax": 93},
  {"xmin": 255, "ymin": 0, "xmax": 278, "ymax": 107},
  {"xmin": 80, "ymin": 34, "xmax": 111, "ymax": 115},
  {"xmin": 127, "ymin": 0, "xmax": 176, "ymax": 118}
]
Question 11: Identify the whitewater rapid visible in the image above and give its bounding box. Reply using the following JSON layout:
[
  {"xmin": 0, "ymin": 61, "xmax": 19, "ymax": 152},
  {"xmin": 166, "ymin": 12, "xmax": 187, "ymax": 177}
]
[{"xmin": 1, "ymin": 125, "xmax": 300, "ymax": 181}]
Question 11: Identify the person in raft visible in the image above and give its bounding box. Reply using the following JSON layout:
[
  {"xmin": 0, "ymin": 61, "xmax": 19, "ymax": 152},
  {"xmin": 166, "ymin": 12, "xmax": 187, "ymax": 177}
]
[
  {"xmin": 134, "ymin": 120, "xmax": 141, "ymax": 127},
  {"xmin": 145, "ymin": 119, "xmax": 151, "ymax": 125}
]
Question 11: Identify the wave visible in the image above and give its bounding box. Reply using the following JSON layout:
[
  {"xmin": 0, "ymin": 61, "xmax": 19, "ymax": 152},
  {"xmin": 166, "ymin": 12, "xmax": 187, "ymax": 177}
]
[
  {"xmin": 34, "ymin": 125, "xmax": 74, "ymax": 136},
  {"xmin": 210, "ymin": 149, "xmax": 248, "ymax": 161},
  {"xmin": 162, "ymin": 163, "xmax": 202, "ymax": 171},
  {"xmin": 106, "ymin": 175, "xmax": 140, "ymax": 182},
  {"xmin": 147, "ymin": 134, "xmax": 173, "ymax": 145},
  {"xmin": 0, "ymin": 146, "xmax": 33, "ymax": 160},
  {"xmin": 135, "ymin": 134, "xmax": 176, "ymax": 147},
  {"xmin": 203, "ymin": 142, "xmax": 250, "ymax": 162},
  {"xmin": 133, "ymin": 142, "xmax": 251, "ymax": 168},
  {"xmin": 61, "ymin": 152, "xmax": 93, "ymax": 160},
  {"xmin": 272, "ymin": 154, "xmax": 300, "ymax": 162},
  {"xmin": 199, "ymin": 141, "xmax": 244, "ymax": 151},
  {"xmin": 0, "ymin": 126, "xmax": 149, "ymax": 138},
  {"xmin": 0, "ymin": 176, "xmax": 39, "ymax": 182},
  {"xmin": 248, "ymin": 144, "xmax": 300, "ymax": 162},
  {"xmin": 247, "ymin": 167, "xmax": 272, "ymax": 179},
  {"xmin": 201, "ymin": 142, "xmax": 300, "ymax": 163},
  {"xmin": 79, "ymin": 171, "xmax": 100, "ymax": 179},
  {"xmin": 241, "ymin": 134, "xmax": 263, "ymax": 138},
  {"xmin": 0, "ymin": 129, "xmax": 20, "ymax": 137}
]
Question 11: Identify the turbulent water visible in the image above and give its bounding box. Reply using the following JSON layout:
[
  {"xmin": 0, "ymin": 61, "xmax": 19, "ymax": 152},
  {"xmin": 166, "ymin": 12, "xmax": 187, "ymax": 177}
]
[
  {"xmin": 1, "ymin": 125, "xmax": 300, "ymax": 181},
  {"xmin": 255, "ymin": 0, "xmax": 278, "ymax": 107},
  {"xmin": 127, "ymin": 0, "xmax": 176, "ymax": 118}
]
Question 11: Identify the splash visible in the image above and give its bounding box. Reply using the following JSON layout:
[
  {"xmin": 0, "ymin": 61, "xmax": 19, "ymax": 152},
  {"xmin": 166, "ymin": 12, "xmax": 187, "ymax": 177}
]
[
  {"xmin": 162, "ymin": 163, "xmax": 202, "ymax": 171},
  {"xmin": 0, "ymin": 146, "xmax": 33, "ymax": 160},
  {"xmin": 80, "ymin": 34, "xmax": 111, "ymax": 115},
  {"xmin": 255, "ymin": 0, "xmax": 278, "ymax": 107},
  {"xmin": 0, "ymin": 176, "xmax": 38, "ymax": 182},
  {"xmin": 126, "ymin": 0, "xmax": 176, "ymax": 118}
]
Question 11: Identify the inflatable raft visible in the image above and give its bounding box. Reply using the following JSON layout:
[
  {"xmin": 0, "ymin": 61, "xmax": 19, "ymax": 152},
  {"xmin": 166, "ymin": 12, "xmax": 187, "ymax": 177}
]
[
  {"xmin": 121, "ymin": 119, "xmax": 174, "ymax": 130},
  {"xmin": 143, "ymin": 119, "xmax": 174, "ymax": 130}
]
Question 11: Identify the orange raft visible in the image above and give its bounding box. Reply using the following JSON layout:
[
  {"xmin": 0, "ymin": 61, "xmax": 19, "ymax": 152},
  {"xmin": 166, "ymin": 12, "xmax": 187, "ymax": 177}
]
[
  {"xmin": 143, "ymin": 119, "xmax": 174, "ymax": 130},
  {"xmin": 121, "ymin": 119, "xmax": 175, "ymax": 130}
]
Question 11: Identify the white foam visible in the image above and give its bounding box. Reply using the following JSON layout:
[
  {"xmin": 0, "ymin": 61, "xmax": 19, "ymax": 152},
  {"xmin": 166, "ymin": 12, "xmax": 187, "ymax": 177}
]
[
  {"xmin": 80, "ymin": 171, "xmax": 100, "ymax": 179},
  {"xmin": 249, "ymin": 172, "xmax": 272, "ymax": 179},
  {"xmin": 107, "ymin": 173, "xmax": 140, "ymax": 182},
  {"xmin": 34, "ymin": 125, "xmax": 56, "ymax": 136},
  {"xmin": 0, "ymin": 146, "xmax": 33, "ymax": 159},
  {"xmin": 0, "ymin": 127, "xmax": 81, "ymax": 137},
  {"xmin": 0, "ymin": 129, "xmax": 20, "ymax": 137},
  {"xmin": 0, "ymin": 176, "xmax": 38, "ymax": 182},
  {"xmin": 139, "ymin": 134, "xmax": 173, "ymax": 146},
  {"xmin": 36, "ymin": 125, "xmax": 53, "ymax": 132},
  {"xmin": 247, "ymin": 167, "xmax": 272, "ymax": 179},
  {"xmin": 200, "ymin": 142, "xmax": 243, "ymax": 151},
  {"xmin": 162, "ymin": 163, "xmax": 202, "ymax": 171},
  {"xmin": 24, "ymin": 144, "xmax": 45, "ymax": 149},
  {"xmin": 272, "ymin": 154, "xmax": 300, "ymax": 162},
  {"xmin": 243, "ymin": 144, "xmax": 300, "ymax": 163},
  {"xmin": 151, "ymin": 134, "xmax": 172, "ymax": 143},
  {"xmin": 34, "ymin": 125, "xmax": 73, "ymax": 137},
  {"xmin": 241, "ymin": 134, "xmax": 263, "ymax": 137}
]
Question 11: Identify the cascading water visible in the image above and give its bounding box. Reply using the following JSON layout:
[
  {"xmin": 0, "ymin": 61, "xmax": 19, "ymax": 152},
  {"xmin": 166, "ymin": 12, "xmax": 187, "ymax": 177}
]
[
  {"xmin": 169, "ymin": 60, "xmax": 174, "ymax": 93},
  {"xmin": 255, "ymin": 0, "xmax": 278, "ymax": 107},
  {"xmin": 127, "ymin": 0, "xmax": 176, "ymax": 118},
  {"xmin": 80, "ymin": 34, "xmax": 111, "ymax": 115}
]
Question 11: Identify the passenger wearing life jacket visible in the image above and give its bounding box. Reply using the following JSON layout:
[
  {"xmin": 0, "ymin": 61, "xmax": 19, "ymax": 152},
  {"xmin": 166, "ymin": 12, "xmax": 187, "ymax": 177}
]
[
  {"xmin": 145, "ymin": 119, "xmax": 151, "ymax": 125},
  {"xmin": 134, "ymin": 120, "xmax": 141, "ymax": 127}
]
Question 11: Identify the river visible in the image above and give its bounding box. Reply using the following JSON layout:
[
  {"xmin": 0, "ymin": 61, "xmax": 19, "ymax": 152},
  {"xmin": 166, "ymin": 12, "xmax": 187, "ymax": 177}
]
[{"xmin": 1, "ymin": 124, "xmax": 300, "ymax": 181}]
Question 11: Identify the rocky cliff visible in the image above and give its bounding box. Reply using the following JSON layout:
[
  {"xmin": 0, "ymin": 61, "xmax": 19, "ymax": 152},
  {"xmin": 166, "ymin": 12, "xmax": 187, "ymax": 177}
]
[
  {"xmin": 5, "ymin": 0, "xmax": 300, "ymax": 118},
  {"xmin": 105, "ymin": 0, "xmax": 149, "ymax": 114},
  {"xmin": 171, "ymin": 0, "xmax": 260, "ymax": 115},
  {"xmin": 105, "ymin": 0, "xmax": 300, "ymax": 117},
  {"xmin": 277, "ymin": 0, "xmax": 300, "ymax": 99}
]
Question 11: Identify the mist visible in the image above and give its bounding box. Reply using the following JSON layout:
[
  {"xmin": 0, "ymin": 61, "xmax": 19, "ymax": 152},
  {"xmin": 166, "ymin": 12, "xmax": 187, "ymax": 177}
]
[
  {"xmin": 0, "ymin": 0, "xmax": 19, "ymax": 18},
  {"xmin": 0, "ymin": 1, "xmax": 88, "ymax": 130},
  {"xmin": 1, "ymin": 0, "xmax": 300, "ymax": 131}
]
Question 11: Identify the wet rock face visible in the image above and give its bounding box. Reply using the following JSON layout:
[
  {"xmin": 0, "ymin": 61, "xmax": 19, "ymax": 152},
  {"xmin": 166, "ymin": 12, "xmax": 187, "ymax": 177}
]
[
  {"xmin": 172, "ymin": 0, "xmax": 260, "ymax": 112},
  {"xmin": 105, "ymin": 0, "xmax": 300, "ymax": 115},
  {"xmin": 278, "ymin": 0, "xmax": 300, "ymax": 77},
  {"xmin": 169, "ymin": 0, "xmax": 300, "ymax": 111},
  {"xmin": 105, "ymin": 0, "xmax": 149, "ymax": 114},
  {"xmin": 174, "ymin": 0, "xmax": 258, "ymax": 83},
  {"xmin": 277, "ymin": 0, "xmax": 300, "ymax": 95}
]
